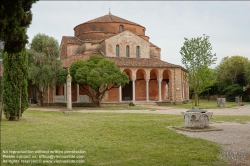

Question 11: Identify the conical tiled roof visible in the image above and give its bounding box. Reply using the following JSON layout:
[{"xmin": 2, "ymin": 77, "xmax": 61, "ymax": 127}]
[{"xmin": 85, "ymin": 13, "xmax": 142, "ymax": 26}]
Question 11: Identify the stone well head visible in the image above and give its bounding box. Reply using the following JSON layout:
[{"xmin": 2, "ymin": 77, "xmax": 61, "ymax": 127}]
[{"xmin": 181, "ymin": 108, "xmax": 213, "ymax": 129}]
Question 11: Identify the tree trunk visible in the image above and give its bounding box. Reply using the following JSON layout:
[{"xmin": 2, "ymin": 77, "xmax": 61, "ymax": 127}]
[
  {"xmin": 0, "ymin": 108, "xmax": 2, "ymax": 121},
  {"xmin": 96, "ymin": 100, "xmax": 101, "ymax": 107},
  {"xmin": 8, "ymin": 115, "xmax": 15, "ymax": 121},
  {"xmin": 194, "ymin": 93, "xmax": 198, "ymax": 106},
  {"xmin": 19, "ymin": 92, "xmax": 21, "ymax": 120},
  {"xmin": 39, "ymin": 91, "xmax": 44, "ymax": 106},
  {"xmin": 191, "ymin": 93, "xmax": 194, "ymax": 107},
  {"xmin": 95, "ymin": 95, "xmax": 102, "ymax": 107},
  {"xmin": 207, "ymin": 89, "xmax": 210, "ymax": 101},
  {"xmin": 0, "ymin": 103, "xmax": 3, "ymax": 122}
]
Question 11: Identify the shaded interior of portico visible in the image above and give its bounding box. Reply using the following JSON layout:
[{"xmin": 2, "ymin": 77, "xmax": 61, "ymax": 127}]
[
  {"xmin": 122, "ymin": 69, "xmax": 133, "ymax": 101},
  {"xmin": 163, "ymin": 70, "xmax": 171, "ymax": 100},
  {"xmin": 135, "ymin": 69, "xmax": 146, "ymax": 100}
]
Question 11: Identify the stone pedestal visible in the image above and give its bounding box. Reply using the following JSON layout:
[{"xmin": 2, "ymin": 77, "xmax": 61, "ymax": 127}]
[
  {"xmin": 217, "ymin": 98, "xmax": 226, "ymax": 107},
  {"xmin": 181, "ymin": 112, "xmax": 213, "ymax": 128}
]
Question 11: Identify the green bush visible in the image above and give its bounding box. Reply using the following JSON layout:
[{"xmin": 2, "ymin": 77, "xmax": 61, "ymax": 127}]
[{"xmin": 223, "ymin": 84, "xmax": 248, "ymax": 102}]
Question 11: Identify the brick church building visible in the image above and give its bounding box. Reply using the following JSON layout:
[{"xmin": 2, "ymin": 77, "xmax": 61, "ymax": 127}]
[{"xmin": 42, "ymin": 13, "xmax": 189, "ymax": 105}]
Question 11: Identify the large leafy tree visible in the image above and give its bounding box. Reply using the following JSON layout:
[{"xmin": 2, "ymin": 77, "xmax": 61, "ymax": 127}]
[
  {"xmin": 216, "ymin": 55, "xmax": 250, "ymax": 101},
  {"xmin": 60, "ymin": 55, "xmax": 129, "ymax": 107},
  {"xmin": 28, "ymin": 33, "xmax": 62, "ymax": 106},
  {"xmin": 245, "ymin": 62, "xmax": 250, "ymax": 88},
  {"xmin": 3, "ymin": 50, "xmax": 29, "ymax": 120},
  {"xmin": 180, "ymin": 34, "xmax": 217, "ymax": 106}
]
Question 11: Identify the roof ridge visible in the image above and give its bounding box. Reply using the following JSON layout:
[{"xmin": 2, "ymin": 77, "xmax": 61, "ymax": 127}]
[
  {"xmin": 83, "ymin": 13, "xmax": 143, "ymax": 27},
  {"xmin": 109, "ymin": 14, "xmax": 114, "ymax": 22}
]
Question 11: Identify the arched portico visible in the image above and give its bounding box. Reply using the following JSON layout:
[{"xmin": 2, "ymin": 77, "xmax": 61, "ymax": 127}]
[
  {"xmin": 54, "ymin": 67, "xmax": 186, "ymax": 104},
  {"xmin": 117, "ymin": 68, "xmax": 176, "ymax": 102}
]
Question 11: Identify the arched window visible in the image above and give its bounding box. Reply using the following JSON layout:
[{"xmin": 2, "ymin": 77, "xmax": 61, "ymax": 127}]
[
  {"xmin": 136, "ymin": 46, "xmax": 140, "ymax": 58},
  {"xmin": 116, "ymin": 45, "xmax": 119, "ymax": 57},
  {"xmin": 119, "ymin": 25, "xmax": 123, "ymax": 32},
  {"xmin": 126, "ymin": 45, "xmax": 130, "ymax": 57}
]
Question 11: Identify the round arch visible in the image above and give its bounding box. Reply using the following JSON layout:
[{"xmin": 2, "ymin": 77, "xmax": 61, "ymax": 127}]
[
  {"xmin": 150, "ymin": 69, "xmax": 159, "ymax": 80},
  {"xmin": 123, "ymin": 69, "xmax": 133, "ymax": 80}
]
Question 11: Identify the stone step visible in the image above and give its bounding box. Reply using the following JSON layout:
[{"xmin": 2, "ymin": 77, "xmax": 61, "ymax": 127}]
[{"xmin": 133, "ymin": 101, "xmax": 158, "ymax": 106}]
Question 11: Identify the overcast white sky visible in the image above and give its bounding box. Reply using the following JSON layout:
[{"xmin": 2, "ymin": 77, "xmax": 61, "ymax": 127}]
[{"xmin": 27, "ymin": 1, "xmax": 250, "ymax": 68}]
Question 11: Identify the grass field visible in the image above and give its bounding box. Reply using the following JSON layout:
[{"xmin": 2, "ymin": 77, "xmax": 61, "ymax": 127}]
[{"xmin": 2, "ymin": 110, "xmax": 246, "ymax": 166}]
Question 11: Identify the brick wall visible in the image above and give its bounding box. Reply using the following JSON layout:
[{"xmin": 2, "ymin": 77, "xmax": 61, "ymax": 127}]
[
  {"xmin": 74, "ymin": 22, "xmax": 148, "ymax": 41},
  {"xmin": 150, "ymin": 46, "xmax": 161, "ymax": 59},
  {"xmin": 67, "ymin": 44, "xmax": 80, "ymax": 57}
]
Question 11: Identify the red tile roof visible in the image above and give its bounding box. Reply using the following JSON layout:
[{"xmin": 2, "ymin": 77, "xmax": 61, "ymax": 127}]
[
  {"xmin": 61, "ymin": 53, "xmax": 184, "ymax": 69},
  {"xmin": 61, "ymin": 52, "xmax": 101, "ymax": 68},
  {"xmin": 61, "ymin": 36, "xmax": 83, "ymax": 45},
  {"xmin": 85, "ymin": 14, "xmax": 143, "ymax": 27},
  {"xmin": 150, "ymin": 42, "xmax": 160, "ymax": 48},
  {"xmin": 106, "ymin": 57, "xmax": 182, "ymax": 68}
]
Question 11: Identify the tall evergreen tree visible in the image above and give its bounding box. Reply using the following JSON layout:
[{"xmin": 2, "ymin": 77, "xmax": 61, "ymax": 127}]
[
  {"xmin": 1, "ymin": 0, "xmax": 37, "ymax": 120},
  {"xmin": 0, "ymin": 0, "xmax": 38, "ymax": 53},
  {"xmin": 3, "ymin": 50, "xmax": 29, "ymax": 120}
]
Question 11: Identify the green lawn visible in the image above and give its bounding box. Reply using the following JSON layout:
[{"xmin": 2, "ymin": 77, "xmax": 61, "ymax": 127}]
[
  {"xmin": 172, "ymin": 99, "xmax": 250, "ymax": 109},
  {"xmin": 0, "ymin": 110, "xmax": 233, "ymax": 166}
]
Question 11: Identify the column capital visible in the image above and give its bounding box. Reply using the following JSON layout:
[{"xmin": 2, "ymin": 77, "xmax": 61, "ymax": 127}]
[{"xmin": 158, "ymin": 78, "xmax": 163, "ymax": 82}]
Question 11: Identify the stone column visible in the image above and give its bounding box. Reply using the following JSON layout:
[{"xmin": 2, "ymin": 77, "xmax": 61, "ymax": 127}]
[
  {"xmin": 119, "ymin": 84, "xmax": 122, "ymax": 102},
  {"xmin": 77, "ymin": 83, "xmax": 79, "ymax": 102},
  {"xmin": 132, "ymin": 79, "xmax": 135, "ymax": 102},
  {"xmin": 65, "ymin": 69, "xmax": 73, "ymax": 112},
  {"xmin": 158, "ymin": 78, "xmax": 162, "ymax": 102},
  {"xmin": 145, "ymin": 79, "xmax": 149, "ymax": 102},
  {"xmin": 166, "ymin": 83, "xmax": 169, "ymax": 99},
  {"xmin": 64, "ymin": 83, "xmax": 67, "ymax": 102}
]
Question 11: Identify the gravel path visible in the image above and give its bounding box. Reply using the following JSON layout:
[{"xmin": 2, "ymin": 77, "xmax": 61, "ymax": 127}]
[
  {"xmin": 174, "ymin": 122, "xmax": 250, "ymax": 152},
  {"xmin": 174, "ymin": 122, "xmax": 250, "ymax": 165}
]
